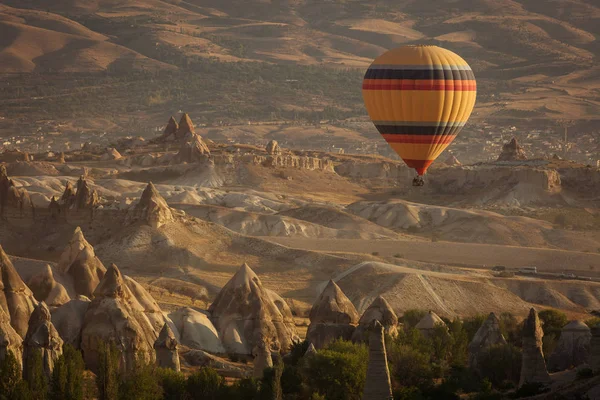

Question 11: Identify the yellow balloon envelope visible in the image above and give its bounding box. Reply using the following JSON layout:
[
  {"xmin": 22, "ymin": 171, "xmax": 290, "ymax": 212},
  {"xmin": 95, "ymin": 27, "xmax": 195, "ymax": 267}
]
[{"xmin": 362, "ymin": 45, "xmax": 476, "ymax": 176}]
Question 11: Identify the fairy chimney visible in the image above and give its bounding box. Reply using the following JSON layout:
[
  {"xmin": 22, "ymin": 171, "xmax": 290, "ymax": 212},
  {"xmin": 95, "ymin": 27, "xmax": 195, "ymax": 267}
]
[
  {"xmin": 497, "ymin": 137, "xmax": 527, "ymax": 161},
  {"xmin": 306, "ymin": 280, "xmax": 359, "ymax": 349},
  {"xmin": 415, "ymin": 311, "xmax": 448, "ymax": 338},
  {"xmin": 352, "ymin": 296, "xmax": 398, "ymax": 343},
  {"xmin": 468, "ymin": 312, "xmax": 507, "ymax": 370},
  {"xmin": 0, "ymin": 305, "xmax": 23, "ymax": 368},
  {"xmin": 23, "ymin": 302, "xmax": 63, "ymax": 379},
  {"xmin": 519, "ymin": 308, "xmax": 550, "ymax": 387},
  {"xmin": 131, "ymin": 183, "xmax": 174, "ymax": 229},
  {"xmin": 266, "ymin": 140, "xmax": 282, "ymax": 155},
  {"xmin": 176, "ymin": 113, "xmax": 195, "ymax": 140},
  {"xmin": 548, "ymin": 320, "xmax": 591, "ymax": 372},
  {"xmin": 154, "ymin": 323, "xmax": 180, "ymax": 371}
]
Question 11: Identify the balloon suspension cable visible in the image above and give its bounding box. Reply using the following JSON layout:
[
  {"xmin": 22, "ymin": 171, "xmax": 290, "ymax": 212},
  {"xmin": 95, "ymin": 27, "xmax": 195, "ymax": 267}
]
[{"xmin": 412, "ymin": 175, "xmax": 425, "ymax": 187}]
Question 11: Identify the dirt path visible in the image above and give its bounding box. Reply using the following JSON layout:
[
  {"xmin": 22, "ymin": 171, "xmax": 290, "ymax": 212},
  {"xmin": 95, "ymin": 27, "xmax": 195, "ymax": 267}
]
[{"xmin": 266, "ymin": 238, "xmax": 600, "ymax": 272}]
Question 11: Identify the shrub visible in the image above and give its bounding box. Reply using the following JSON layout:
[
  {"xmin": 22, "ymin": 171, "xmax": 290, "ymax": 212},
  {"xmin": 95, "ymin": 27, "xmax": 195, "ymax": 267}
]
[
  {"xmin": 260, "ymin": 354, "xmax": 283, "ymax": 400},
  {"xmin": 388, "ymin": 344, "xmax": 434, "ymax": 391},
  {"xmin": 401, "ymin": 310, "xmax": 427, "ymax": 330},
  {"xmin": 576, "ymin": 367, "xmax": 594, "ymax": 380},
  {"xmin": 512, "ymin": 382, "xmax": 549, "ymax": 398},
  {"xmin": 371, "ymin": 252, "xmax": 380, "ymax": 256},
  {"xmin": 303, "ymin": 340, "xmax": 367, "ymax": 400},
  {"xmin": 157, "ymin": 368, "xmax": 187, "ymax": 400},
  {"xmin": 476, "ymin": 344, "xmax": 522, "ymax": 387},
  {"xmin": 50, "ymin": 345, "xmax": 85, "ymax": 400},
  {"xmin": 0, "ymin": 350, "xmax": 23, "ymax": 400},
  {"xmin": 186, "ymin": 367, "xmax": 224, "ymax": 400},
  {"xmin": 118, "ymin": 358, "xmax": 162, "ymax": 400},
  {"xmin": 394, "ymin": 253, "xmax": 403, "ymax": 258}
]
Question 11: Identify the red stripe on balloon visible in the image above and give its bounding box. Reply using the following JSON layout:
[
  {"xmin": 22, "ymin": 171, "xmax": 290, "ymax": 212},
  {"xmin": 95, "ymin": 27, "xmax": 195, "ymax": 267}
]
[
  {"xmin": 402, "ymin": 159, "xmax": 434, "ymax": 176},
  {"xmin": 383, "ymin": 134, "xmax": 457, "ymax": 144},
  {"xmin": 363, "ymin": 83, "xmax": 477, "ymax": 91}
]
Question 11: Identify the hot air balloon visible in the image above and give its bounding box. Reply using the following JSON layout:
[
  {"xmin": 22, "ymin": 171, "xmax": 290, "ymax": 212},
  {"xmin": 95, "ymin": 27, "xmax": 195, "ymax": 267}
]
[{"xmin": 362, "ymin": 45, "xmax": 476, "ymax": 186}]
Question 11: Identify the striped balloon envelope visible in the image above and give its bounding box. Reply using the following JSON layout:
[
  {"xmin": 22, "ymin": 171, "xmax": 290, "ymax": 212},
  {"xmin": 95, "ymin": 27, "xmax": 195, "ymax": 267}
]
[{"xmin": 362, "ymin": 45, "xmax": 476, "ymax": 177}]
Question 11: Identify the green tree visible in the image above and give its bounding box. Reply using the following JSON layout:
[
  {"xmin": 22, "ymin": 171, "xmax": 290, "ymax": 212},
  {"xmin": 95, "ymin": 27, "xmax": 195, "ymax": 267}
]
[
  {"xmin": 260, "ymin": 355, "xmax": 283, "ymax": 400},
  {"xmin": 50, "ymin": 345, "xmax": 84, "ymax": 400},
  {"xmin": 538, "ymin": 309, "xmax": 568, "ymax": 358},
  {"xmin": 118, "ymin": 357, "xmax": 162, "ymax": 400},
  {"xmin": 0, "ymin": 351, "xmax": 23, "ymax": 400},
  {"xmin": 96, "ymin": 342, "xmax": 121, "ymax": 400},
  {"xmin": 186, "ymin": 367, "xmax": 224, "ymax": 400},
  {"xmin": 476, "ymin": 344, "xmax": 522, "ymax": 387},
  {"xmin": 24, "ymin": 349, "xmax": 48, "ymax": 400},
  {"xmin": 387, "ymin": 344, "xmax": 434, "ymax": 392},
  {"xmin": 498, "ymin": 312, "xmax": 521, "ymax": 346},
  {"xmin": 462, "ymin": 315, "xmax": 487, "ymax": 342},
  {"xmin": 157, "ymin": 368, "xmax": 187, "ymax": 400},
  {"xmin": 303, "ymin": 340, "xmax": 367, "ymax": 400},
  {"xmin": 230, "ymin": 378, "xmax": 260, "ymax": 400},
  {"xmin": 401, "ymin": 309, "xmax": 427, "ymax": 329},
  {"xmin": 448, "ymin": 319, "xmax": 469, "ymax": 367}
]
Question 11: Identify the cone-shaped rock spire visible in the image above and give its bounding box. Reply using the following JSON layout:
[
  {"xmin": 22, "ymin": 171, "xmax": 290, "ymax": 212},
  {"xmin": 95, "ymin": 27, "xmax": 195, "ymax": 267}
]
[
  {"xmin": 154, "ymin": 323, "xmax": 180, "ymax": 371},
  {"xmin": 548, "ymin": 320, "xmax": 591, "ymax": 372},
  {"xmin": 468, "ymin": 312, "xmax": 507, "ymax": 369},
  {"xmin": 132, "ymin": 183, "xmax": 174, "ymax": 229},
  {"xmin": 307, "ymin": 280, "xmax": 359, "ymax": 349},
  {"xmin": 23, "ymin": 302, "xmax": 63, "ymax": 379},
  {"xmin": 519, "ymin": 308, "xmax": 550, "ymax": 387}
]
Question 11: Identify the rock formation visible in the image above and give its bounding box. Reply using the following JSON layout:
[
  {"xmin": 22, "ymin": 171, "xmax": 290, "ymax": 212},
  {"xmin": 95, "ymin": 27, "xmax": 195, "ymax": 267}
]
[
  {"xmin": 252, "ymin": 339, "xmax": 273, "ymax": 379},
  {"xmin": 58, "ymin": 227, "xmax": 106, "ymax": 298},
  {"xmin": 124, "ymin": 276, "xmax": 167, "ymax": 335},
  {"xmin": 0, "ymin": 168, "xmax": 33, "ymax": 216},
  {"xmin": 81, "ymin": 264, "xmax": 157, "ymax": 373},
  {"xmin": 59, "ymin": 181, "xmax": 76, "ymax": 209},
  {"xmin": 362, "ymin": 321, "xmax": 393, "ymax": 400},
  {"xmin": 548, "ymin": 320, "xmax": 591, "ymax": 372},
  {"xmin": 208, "ymin": 263, "xmax": 299, "ymax": 355},
  {"xmin": 468, "ymin": 312, "xmax": 507, "ymax": 370},
  {"xmin": 57, "ymin": 152, "xmax": 66, "ymax": 164},
  {"xmin": 73, "ymin": 176, "xmax": 99, "ymax": 209},
  {"xmin": 130, "ymin": 182, "xmax": 174, "ymax": 229},
  {"xmin": 23, "ymin": 302, "xmax": 63, "ymax": 379},
  {"xmin": 176, "ymin": 113, "xmax": 195, "ymax": 140},
  {"xmin": 176, "ymin": 132, "xmax": 210, "ymax": 163},
  {"xmin": 497, "ymin": 137, "xmax": 527, "ymax": 161},
  {"xmin": 154, "ymin": 323, "xmax": 180, "ymax": 371},
  {"xmin": 266, "ymin": 140, "xmax": 282, "ymax": 155},
  {"xmin": 519, "ymin": 308, "xmax": 550, "ymax": 387},
  {"xmin": 48, "ymin": 196, "xmax": 61, "ymax": 217},
  {"xmin": 0, "ymin": 245, "xmax": 37, "ymax": 338},
  {"xmin": 51, "ymin": 296, "xmax": 90, "ymax": 348},
  {"xmin": 101, "ymin": 148, "xmax": 122, "ymax": 161},
  {"xmin": 352, "ymin": 296, "xmax": 398, "ymax": 343},
  {"xmin": 415, "ymin": 311, "xmax": 448, "ymax": 338},
  {"xmin": 445, "ymin": 154, "xmax": 462, "ymax": 166},
  {"xmin": 306, "ymin": 280, "xmax": 359, "ymax": 349},
  {"xmin": 27, "ymin": 265, "xmax": 70, "ymax": 308},
  {"xmin": 0, "ymin": 305, "xmax": 23, "ymax": 367},
  {"xmin": 168, "ymin": 307, "xmax": 224, "ymax": 353}
]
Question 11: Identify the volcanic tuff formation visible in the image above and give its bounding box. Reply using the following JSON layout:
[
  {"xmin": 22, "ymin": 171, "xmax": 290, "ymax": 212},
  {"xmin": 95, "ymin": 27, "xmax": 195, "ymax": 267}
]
[
  {"xmin": 0, "ymin": 305, "xmax": 23, "ymax": 367},
  {"xmin": 0, "ymin": 245, "xmax": 37, "ymax": 338},
  {"xmin": 23, "ymin": 302, "xmax": 63, "ymax": 379},
  {"xmin": 252, "ymin": 339, "xmax": 273, "ymax": 379},
  {"xmin": 124, "ymin": 276, "xmax": 168, "ymax": 334},
  {"xmin": 307, "ymin": 280, "xmax": 359, "ymax": 349},
  {"xmin": 548, "ymin": 320, "xmax": 591, "ymax": 372},
  {"xmin": 168, "ymin": 307, "xmax": 224, "ymax": 354},
  {"xmin": 208, "ymin": 263, "xmax": 299, "ymax": 355},
  {"xmin": 176, "ymin": 132, "xmax": 210, "ymax": 163},
  {"xmin": 27, "ymin": 264, "xmax": 70, "ymax": 308},
  {"xmin": 591, "ymin": 324, "xmax": 600, "ymax": 372},
  {"xmin": 159, "ymin": 116, "xmax": 179, "ymax": 141},
  {"xmin": 352, "ymin": 296, "xmax": 398, "ymax": 343},
  {"xmin": 130, "ymin": 182, "xmax": 174, "ymax": 229},
  {"xmin": 0, "ymin": 166, "xmax": 33, "ymax": 216},
  {"xmin": 176, "ymin": 113, "xmax": 195, "ymax": 140},
  {"xmin": 58, "ymin": 227, "xmax": 106, "ymax": 298},
  {"xmin": 73, "ymin": 176, "xmax": 99, "ymax": 209},
  {"xmin": 415, "ymin": 311, "xmax": 448, "ymax": 338},
  {"xmin": 101, "ymin": 148, "xmax": 122, "ymax": 161},
  {"xmin": 81, "ymin": 264, "xmax": 157, "ymax": 373},
  {"xmin": 266, "ymin": 140, "xmax": 282, "ymax": 155},
  {"xmin": 519, "ymin": 308, "xmax": 550, "ymax": 387},
  {"xmin": 468, "ymin": 313, "xmax": 507, "ymax": 370},
  {"xmin": 154, "ymin": 323, "xmax": 180, "ymax": 371},
  {"xmin": 362, "ymin": 321, "xmax": 393, "ymax": 400},
  {"xmin": 51, "ymin": 296, "xmax": 90, "ymax": 349},
  {"xmin": 497, "ymin": 137, "xmax": 527, "ymax": 162}
]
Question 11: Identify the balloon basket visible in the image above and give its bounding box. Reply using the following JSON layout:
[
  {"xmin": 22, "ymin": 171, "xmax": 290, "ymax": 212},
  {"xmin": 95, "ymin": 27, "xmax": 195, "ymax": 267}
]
[{"xmin": 412, "ymin": 176, "xmax": 425, "ymax": 187}]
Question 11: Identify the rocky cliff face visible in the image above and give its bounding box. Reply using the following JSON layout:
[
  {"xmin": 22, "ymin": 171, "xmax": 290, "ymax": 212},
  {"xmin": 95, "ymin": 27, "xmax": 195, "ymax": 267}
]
[
  {"xmin": 307, "ymin": 280, "xmax": 359, "ymax": 349},
  {"xmin": 168, "ymin": 307, "xmax": 224, "ymax": 354},
  {"xmin": 265, "ymin": 140, "xmax": 282, "ymax": 155},
  {"xmin": 58, "ymin": 227, "xmax": 106, "ymax": 298},
  {"xmin": 176, "ymin": 132, "xmax": 210, "ymax": 163},
  {"xmin": 51, "ymin": 296, "xmax": 90, "ymax": 349},
  {"xmin": 124, "ymin": 276, "xmax": 168, "ymax": 335},
  {"xmin": 0, "ymin": 167, "xmax": 34, "ymax": 216},
  {"xmin": 0, "ymin": 246, "xmax": 38, "ymax": 338},
  {"xmin": 81, "ymin": 264, "xmax": 157, "ymax": 373},
  {"xmin": 335, "ymin": 160, "xmax": 412, "ymax": 181},
  {"xmin": 27, "ymin": 265, "xmax": 70, "ymax": 308},
  {"xmin": 519, "ymin": 308, "xmax": 550, "ymax": 387},
  {"xmin": 208, "ymin": 263, "xmax": 299, "ymax": 355}
]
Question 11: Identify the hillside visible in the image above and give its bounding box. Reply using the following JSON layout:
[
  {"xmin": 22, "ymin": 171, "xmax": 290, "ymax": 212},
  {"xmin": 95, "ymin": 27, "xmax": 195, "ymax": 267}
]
[{"xmin": 0, "ymin": 0, "xmax": 599, "ymax": 142}]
